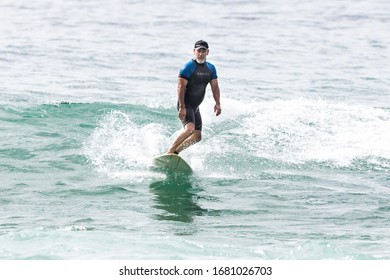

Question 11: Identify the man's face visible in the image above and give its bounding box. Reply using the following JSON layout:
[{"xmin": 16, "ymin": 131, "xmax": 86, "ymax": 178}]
[{"xmin": 194, "ymin": 48, "xmax": 209, "ymax": 63}]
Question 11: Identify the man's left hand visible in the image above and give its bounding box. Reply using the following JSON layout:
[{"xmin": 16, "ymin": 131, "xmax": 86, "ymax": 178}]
[{"xmin": 214, "ymin": 104, "xmax": 221, "ymax": 116}]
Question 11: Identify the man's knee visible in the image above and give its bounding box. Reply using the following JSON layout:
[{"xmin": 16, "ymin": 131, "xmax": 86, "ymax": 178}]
[
  {"xmin": 185, "ymin": 123, "xmax": 195, "ymax": 134},
  {"xmin": 194, "ymin": 131, "xmax": 202, "ymax": 142}
]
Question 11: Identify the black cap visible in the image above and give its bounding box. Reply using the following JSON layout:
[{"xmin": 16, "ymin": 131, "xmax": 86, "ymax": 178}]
[{"xmin": 194, "ymin": 40, "xmax": 209, "ymax": 50}]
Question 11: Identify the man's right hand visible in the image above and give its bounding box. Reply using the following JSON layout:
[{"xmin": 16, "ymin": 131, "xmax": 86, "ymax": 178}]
[{"xmin": 178, "ymin": 107, "xmax": 186, "ymax": 121}]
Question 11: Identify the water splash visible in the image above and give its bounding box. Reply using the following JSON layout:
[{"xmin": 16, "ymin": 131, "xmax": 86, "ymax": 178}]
[
  {"xmin": 252, "ymin": 98, "xmax": 389, "ymax": 167},
  {"xmin": 189, "ymin": 97, "xmax": 390, "ymax": 173},
  {"xmin": 83, "ymin": 110, "xmax": 169, "ymax": 180}
]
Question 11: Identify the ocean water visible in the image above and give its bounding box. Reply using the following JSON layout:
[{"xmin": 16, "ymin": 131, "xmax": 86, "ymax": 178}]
[{"xmin": 1, "ymin": 0, "xmax": 390, "ymax": 260}]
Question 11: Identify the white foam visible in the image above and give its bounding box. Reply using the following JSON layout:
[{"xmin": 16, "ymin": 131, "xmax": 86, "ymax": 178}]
[
  {"xmin": 83, "ymin": 110, "xmax": 170, "ymax": 180},
  {"xmin": 243, "ymin": 98, "xmax": 390, "ymax": 166},
  {"xmin": 189, "ymin": 97, "xmax": 390, "ymax": 169}
]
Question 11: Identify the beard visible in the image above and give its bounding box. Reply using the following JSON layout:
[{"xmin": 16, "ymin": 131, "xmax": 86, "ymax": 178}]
[{"xmin": 195, "ymin": 58, "xmax": 206, "ymax": 64}]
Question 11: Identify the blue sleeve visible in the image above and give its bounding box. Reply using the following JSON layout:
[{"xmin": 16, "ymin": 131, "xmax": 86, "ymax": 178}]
[
  {"xmin": 207, "ymin": 62, "xmax": 218, "ymax": 80},
  {"xmin": 178, "ymin": 60, "xmax": 195, "ymax": 80}
]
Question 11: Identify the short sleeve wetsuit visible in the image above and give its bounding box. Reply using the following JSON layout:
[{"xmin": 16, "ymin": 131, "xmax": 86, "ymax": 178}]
[{"xmin": 178, "ymin": 59, "xmax": 218, "ymax": 130}]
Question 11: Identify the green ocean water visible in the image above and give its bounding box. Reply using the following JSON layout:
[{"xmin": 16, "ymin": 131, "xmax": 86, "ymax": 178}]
[{"xmin": 1, "ymin": 100, "xmax": 389, "ymax": 259}]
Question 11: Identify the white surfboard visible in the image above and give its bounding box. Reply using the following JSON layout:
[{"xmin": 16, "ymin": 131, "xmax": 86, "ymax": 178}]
[{"xmin": 153, "ymin": 154, "xmax": 192, "ymax": 173}]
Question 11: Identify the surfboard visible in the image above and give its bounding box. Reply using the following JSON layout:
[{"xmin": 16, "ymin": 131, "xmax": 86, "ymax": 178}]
[{"xmin": 153, "ymin": 154, "xmax": 193, "ymax": 173}]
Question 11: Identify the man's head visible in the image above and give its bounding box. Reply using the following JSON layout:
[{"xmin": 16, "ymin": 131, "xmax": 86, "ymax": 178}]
[{"xmin": 193, "ymin": 40, "xmax": 209, "ymax": 64}]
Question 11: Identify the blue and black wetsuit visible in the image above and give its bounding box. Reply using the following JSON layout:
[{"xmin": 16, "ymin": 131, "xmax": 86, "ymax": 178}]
[{"xmin": 178, "ymin": 59, "xmax": 218, "ymax": 130}]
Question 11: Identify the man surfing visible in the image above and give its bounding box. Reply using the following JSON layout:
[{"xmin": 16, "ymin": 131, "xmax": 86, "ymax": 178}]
[{"xmin": 167, "ymin": 40, "xmax": 222, "ymax": 154}]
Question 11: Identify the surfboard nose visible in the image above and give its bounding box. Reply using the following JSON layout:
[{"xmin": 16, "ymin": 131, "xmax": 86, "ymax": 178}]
[{"xmin": 153, "ymin": 154, "xmax": 193, "ymax": 173}]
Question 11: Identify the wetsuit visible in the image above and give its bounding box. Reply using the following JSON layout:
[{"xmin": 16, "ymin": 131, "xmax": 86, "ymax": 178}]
[{"xmin": 178, "ymin": 59, "xmax": 218, "ymax": 130}]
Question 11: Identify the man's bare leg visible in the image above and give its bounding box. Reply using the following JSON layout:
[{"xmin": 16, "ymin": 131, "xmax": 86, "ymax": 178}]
[
  {"xmin": 167, "ymin": 123, "xmax": 196, "ymax": 154},
  {"xmin": 175, "ymin": 130, "xmax": 201, "ymax": 153}
]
